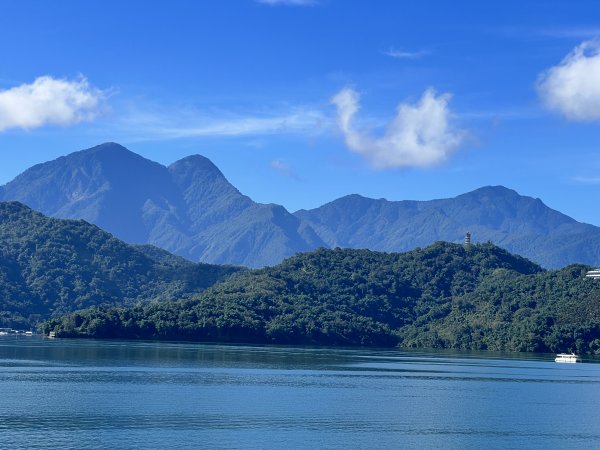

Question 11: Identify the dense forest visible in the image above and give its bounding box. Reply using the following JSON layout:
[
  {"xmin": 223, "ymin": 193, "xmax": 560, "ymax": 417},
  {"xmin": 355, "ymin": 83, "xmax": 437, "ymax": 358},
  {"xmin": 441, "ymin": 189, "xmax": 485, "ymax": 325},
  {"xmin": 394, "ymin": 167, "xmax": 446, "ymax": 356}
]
[
  {"xmin": 4, "ymin": 200, "xmax": 599, "ymax": 354},
  {"xmin": 41, "ymin": 241, "xmax": 600, "ymax": 354},
  {"xmin": 0, "ymin": 202, "xmax": 241, "ymax": 327}
]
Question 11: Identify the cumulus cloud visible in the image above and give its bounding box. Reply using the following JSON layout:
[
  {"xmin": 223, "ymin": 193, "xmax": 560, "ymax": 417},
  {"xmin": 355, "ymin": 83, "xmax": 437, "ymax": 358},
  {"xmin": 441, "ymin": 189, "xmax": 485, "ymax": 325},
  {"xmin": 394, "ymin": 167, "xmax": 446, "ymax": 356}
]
[
  {"xmin": 0, "ymin": 75, "xmax": 105, "ymax": 132},
  {"xmin": 331, "ymin": 87, "xmax": 465, "ymax": 169},
  {"xmin": 537, "ymin": 41, "xmax": 600, "ymax": 121}
]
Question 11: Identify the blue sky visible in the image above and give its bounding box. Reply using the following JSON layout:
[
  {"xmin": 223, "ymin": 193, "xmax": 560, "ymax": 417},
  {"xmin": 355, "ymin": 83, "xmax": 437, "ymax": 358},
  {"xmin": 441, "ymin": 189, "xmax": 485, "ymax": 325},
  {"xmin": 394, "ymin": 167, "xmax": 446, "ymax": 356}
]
[{"xmin": 2, "ymin": 0, "xmax": 600, "ymax": 224}]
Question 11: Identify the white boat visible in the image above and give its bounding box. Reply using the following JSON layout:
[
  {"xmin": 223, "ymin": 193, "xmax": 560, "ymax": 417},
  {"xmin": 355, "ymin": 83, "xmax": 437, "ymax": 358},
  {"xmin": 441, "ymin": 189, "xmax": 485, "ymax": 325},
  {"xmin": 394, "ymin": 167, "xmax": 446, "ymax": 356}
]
[{"xmin": 555, "ymin": 353, "xmax": 579, "ymax": 363}]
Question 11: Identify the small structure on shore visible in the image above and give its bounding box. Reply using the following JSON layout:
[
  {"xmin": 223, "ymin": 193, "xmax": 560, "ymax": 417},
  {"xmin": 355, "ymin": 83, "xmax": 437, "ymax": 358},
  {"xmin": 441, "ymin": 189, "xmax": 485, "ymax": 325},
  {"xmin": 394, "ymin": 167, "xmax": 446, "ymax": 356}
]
[
  {"xmin": 585, "ymin": 269, "xmax": 600, "ymax": 279},
  {"xmin": 0, "ymin": 328, "xmax": 34, "ymax": 336}
]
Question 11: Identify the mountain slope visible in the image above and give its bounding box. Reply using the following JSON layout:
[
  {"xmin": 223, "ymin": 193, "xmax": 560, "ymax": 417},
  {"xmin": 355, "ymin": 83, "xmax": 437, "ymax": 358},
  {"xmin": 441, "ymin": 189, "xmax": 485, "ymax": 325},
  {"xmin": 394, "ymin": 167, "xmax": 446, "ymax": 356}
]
[
  {"xmin": 0, "ymin": 143, "xmax": 325, "ymax": 268},
  {"xmin": 295, "ymin": 186, "xmax": 600, "ymax": 268},
  {"xmin": 2, "ymin": 143, "xmax": 600, "ymax": 269},
  {"xmin": 0, "ymin": 143, "xmax": 184, "ymax": 244},
  {"xmin": 166, "ymin": 155, "xmax": 325, "ymax": 266},
  {"xmin": 0, "ymin": 202, "xmax": 241, "ymax": 327},
  {"xmin": 43, "ymin": 242, "xmax": 543, "ymax": 343}
]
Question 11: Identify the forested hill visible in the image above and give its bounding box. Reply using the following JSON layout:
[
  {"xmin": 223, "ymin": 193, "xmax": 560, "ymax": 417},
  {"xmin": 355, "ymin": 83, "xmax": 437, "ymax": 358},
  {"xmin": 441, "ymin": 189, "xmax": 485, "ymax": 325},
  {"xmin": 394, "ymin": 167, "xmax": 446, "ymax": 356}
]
[
  {"xmin": 44, "ymin": 242, "xmax": 600, "ymax": 355},
  {"xmin": 0, "ymin": 202, "xmax": 241, "ymax": 328}
]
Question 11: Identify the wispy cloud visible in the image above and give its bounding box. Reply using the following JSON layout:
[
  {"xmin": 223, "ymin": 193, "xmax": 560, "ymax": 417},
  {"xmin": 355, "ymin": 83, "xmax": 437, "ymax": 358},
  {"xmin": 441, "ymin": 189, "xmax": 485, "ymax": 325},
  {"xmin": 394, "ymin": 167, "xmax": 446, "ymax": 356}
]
[
  {"xmin": 244, "ymin": 139, "xmax": 267, "ymax": 149},
  {"xmin": 489, "ymin": 25, "xmax": 600, "ymax": 41},
  {"xmin": 270, "ymin": 159, "xmax": 302, "ymax": 180},
  {"xmin": 330, "ymin": 87, "xmax": 466, "ymax": 169},
  {"xmin": 537, "ymin": 27, "xmax": 600, "ymax": 39},
  {"xmin": 382, "ymin": 47, "xmax": 429, "ymax": 60},
  {"xmin": 572, "ymin": 175, "xmax": 600, "ymax": 185},
  {"xmin": 117, "ymin": 104, "xmax": 329, "ymax": 141},
  {"xmin": 256, "ymin": 0, "xmax": 318, "ymax": 6},
  {"xmin": 537, "ymin": 40, "xmax": 600, "ymax": 121},
  {"xmin": 0, "ymin": 75, "xmax": 106, "ymax": 132}
]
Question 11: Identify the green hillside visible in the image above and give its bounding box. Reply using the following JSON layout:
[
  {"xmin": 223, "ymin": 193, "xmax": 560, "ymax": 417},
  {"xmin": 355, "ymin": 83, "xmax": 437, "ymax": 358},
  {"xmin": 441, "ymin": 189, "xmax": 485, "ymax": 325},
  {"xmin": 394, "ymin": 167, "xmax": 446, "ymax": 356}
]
[
  {"xmin": 0, "ymin": 202, "xmax": 241, "ymax": 327},
  {"xmin": 43, "ymin": 241, "xmax": 600, "ymax": 354}
]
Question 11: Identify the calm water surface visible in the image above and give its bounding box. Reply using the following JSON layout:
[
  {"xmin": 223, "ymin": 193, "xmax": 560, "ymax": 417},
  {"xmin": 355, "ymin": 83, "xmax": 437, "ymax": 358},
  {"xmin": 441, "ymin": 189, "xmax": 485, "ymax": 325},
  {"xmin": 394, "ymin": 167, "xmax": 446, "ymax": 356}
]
[{"xmin": 0, "ymin": 337, "xmax": 599, "ymax": 449}]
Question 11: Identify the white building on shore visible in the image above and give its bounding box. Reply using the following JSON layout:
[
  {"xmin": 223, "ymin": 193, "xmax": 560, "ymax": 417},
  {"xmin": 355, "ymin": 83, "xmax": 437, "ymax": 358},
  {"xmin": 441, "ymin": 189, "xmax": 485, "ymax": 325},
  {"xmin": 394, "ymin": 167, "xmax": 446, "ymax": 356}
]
[{"xmin": 585, "ymin": 269, "xmax": 600, "ymax": 279}]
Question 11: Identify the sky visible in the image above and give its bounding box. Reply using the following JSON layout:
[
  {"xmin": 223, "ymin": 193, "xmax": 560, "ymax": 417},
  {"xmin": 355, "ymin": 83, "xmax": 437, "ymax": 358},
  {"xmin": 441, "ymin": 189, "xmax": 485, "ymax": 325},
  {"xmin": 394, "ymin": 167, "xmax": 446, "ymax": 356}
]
[{"xmin": 1, "ymin": 0, "xmax": 600, "ymax": 224}]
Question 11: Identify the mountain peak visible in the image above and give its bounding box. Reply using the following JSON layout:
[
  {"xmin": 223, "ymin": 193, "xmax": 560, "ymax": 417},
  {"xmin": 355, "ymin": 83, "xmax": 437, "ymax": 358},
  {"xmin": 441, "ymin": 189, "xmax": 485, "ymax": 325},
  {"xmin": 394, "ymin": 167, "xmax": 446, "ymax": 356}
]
[
  {"xmin": 168, "ymin": 154, "xmax": 224, "ymax": 178},
  {"xmin": 457, "ymin": 185, "xmax": 557, "ymax": 216},
  {"xmin": 86, "ymin": 141, "xmax": 129, "ymax": 152},
  {"xmin": 174, "ymin": 154, "xmax": 214, "ymax": 165},
  {"xmin": 468, "ymin": 185, "xmax": 519, "ymax": 197},
  {"xmin": 168, "ymin": 153, "xmax": 236, "ymax": 195},
  {"xmin": 70, "ymin": 142, "xmax": 156, "ymax": 166}
]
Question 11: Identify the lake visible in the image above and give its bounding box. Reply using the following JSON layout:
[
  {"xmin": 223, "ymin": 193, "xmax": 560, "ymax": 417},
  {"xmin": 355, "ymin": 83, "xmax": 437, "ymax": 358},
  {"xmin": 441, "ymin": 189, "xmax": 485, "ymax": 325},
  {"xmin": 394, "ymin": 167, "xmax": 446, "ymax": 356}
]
[{"xmin": 0, "ymin": 337, "xmax": 598, "ymax": 449}]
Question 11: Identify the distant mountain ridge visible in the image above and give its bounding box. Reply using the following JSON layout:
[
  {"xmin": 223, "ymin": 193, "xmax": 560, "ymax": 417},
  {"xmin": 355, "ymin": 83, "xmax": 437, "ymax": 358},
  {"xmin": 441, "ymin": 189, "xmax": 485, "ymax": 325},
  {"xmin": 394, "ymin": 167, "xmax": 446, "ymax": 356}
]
[
  {"xmin": 295, "ymin": 186, "xmax": 600, "ymax": 268},
  {"xmin": 0, "ymin": 143, "xmax": 324, "ymax": 267},
  {"xmin": 1, "ymin": 142, "xmax": 600, "ymax": 268}
]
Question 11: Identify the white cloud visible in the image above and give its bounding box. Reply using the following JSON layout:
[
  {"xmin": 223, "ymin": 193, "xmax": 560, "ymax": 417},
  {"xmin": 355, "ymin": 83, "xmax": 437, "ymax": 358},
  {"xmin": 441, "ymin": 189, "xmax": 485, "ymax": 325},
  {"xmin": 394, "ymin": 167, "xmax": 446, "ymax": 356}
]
[
  {"xmin": 118, "ymin": 104, "xmax": 328, "ymax": 141},
  {"xmin": 331, "ymin": 87, "xmax": 466, "ymax": 169},
  {"xmin": 382, "ymin": 48, "xmax": 429, "ymax": 60},
  {"xmin": 0, "ymin": 75, "xmax": 105, "ymax": 132},
  {"xmin": 492, "ymin": 26, "xmax": 600, "ymax": 40},
  {"xmin": 572, "ymin": 175, "xmax": 600, "ymax": 185},
  {"xmin": 256, "ymin": 0, "xmax": 317, "ymax": 6},
  {"xmin": 162, "ymin": 111, "xmax": 324, "ymax": 137},
  {"xmin": 270, "ymin": 159, "xmax": 301, "ymax": 180},
  {"xmin": 537, "ymin": 27, "xmax": 600, "ymax": 39},
  {"xmin": 537, "ymin": 41, "xmax": 600, "ymax": 121}
]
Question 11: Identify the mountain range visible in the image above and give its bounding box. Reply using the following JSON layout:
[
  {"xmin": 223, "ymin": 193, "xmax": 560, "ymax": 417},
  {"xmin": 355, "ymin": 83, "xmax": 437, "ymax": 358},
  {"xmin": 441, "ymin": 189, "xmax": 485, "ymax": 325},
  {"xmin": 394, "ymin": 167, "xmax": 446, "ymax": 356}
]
[{"xmin": 1, "ymin": 142, "xmax": 599, "ymax": 269}]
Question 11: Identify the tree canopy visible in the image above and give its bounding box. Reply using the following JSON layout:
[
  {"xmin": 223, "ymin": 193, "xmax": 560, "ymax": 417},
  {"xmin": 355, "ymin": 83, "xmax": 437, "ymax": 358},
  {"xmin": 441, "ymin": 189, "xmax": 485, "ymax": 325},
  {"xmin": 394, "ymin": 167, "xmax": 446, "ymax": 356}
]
[
  {"xmin": 0, "ymin": 202, "xmax": 241, "ymax": 327},
  {"xmin": 43, "ymin": 241, "xmax": 600, "ymax": 354}
]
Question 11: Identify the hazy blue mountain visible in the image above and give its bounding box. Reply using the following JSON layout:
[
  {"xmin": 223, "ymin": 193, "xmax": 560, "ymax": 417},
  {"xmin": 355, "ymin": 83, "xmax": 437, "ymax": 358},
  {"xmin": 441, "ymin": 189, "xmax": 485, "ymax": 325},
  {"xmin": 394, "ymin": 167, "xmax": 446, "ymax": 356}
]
[
  {"xmin": 0, "ymin": 143, "xmax": 183, "ymax": 244},
  {"xmin": 294, "ymin": 186, "xmax": 600, "ymax": 268},
  {"xmin": 166, "ymin": 154, "xmax": 324, "ymax": 266},
  {"xmin": 2, "ymin": 143, "xmax": 600, "ymax": 269},
  {"xmin": 0, "ymin": 143, "xmax": 325, "ymax": 268}
]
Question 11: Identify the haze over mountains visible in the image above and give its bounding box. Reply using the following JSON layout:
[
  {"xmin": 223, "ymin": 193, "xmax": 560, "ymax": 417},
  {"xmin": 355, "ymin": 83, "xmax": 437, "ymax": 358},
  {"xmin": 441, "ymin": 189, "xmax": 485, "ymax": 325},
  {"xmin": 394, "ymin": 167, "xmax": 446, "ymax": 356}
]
[
  {"xmin": 1, "ymin": 142, "xmax": 599, "ymax": 269},
  {"xmin": 0, "ymin": 143, "xmax": 323, "ymax": 267},
  {"xmin": 296, "ymin": 187, "xmax": 600, "ymax": 269}
]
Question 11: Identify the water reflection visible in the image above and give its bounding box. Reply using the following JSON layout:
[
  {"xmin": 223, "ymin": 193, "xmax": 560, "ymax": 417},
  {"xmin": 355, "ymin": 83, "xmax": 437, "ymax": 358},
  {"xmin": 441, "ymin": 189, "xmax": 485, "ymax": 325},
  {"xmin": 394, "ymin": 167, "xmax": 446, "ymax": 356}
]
[{"xmin": 1, "ymin": 337, "xmax": 599, "ymax": 449}]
